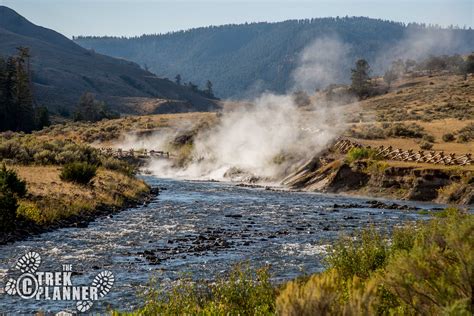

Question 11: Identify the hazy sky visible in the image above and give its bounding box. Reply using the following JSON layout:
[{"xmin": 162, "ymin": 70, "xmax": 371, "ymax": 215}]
[{"xmin": 1, "ymin": 0, "xmax": 472, "ymax": 38}]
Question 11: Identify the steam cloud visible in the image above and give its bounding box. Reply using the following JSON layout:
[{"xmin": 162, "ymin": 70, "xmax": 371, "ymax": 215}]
[
  {"xmin": 292, "ymin": 36, "xmax": 351, "ymax": 92},
  {"xmin": 127, "ymin": 29, "xmax": 470, "ymax": 184},
  {"xmin": 140, "ymin": 36, "xmax": 350, "ymax": 183}
]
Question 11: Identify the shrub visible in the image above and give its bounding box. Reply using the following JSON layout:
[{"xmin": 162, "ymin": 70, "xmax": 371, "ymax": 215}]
[
  {"xmin": 276, "ymin": 269, "xmax": 381, "ymax": 316},
  {"xmin": 442, "ymin": 133, "xmax": 455, "ymax": 142},
  {"xmin": 101, "ymin": 158, "xmax": 135, "ymax": 176},
  {"xmin": 326, "ymin": 227, "xmax": 390, "ymax": 280},
  {"xmin": 419, "ymin": 141, "xmax": 434, "ymax": 150},
  {"xmin": 0, "ymin": 165, "xmax": 27, "ymax": 232},
  {"xmin": 383, "ymin": 209, "xmax": 473, "ymax": 314},
  {"xmin": 386, "ymin": 123, "xmax": 426, "ymax": 138},
  {"xmin": 456, "ymin": 123, "xmax": 474, "ymax": 143},
  {"xmin": 0, "ymin": 191, "xmax": 18, "ymax": 232},
  {"xmin": 422, "ymin": 134, "xmax": 435, "ymax": 143},
  {"xmin": 0, "ymin": 134, "xmax": 102, "ymax": 165},
  {"xmin": 348, "ymin": 125, "xmax": 386, "ymax": 140},
  {"xmin": 136, "ymin": 264, "xmax": 275, "ymax": 315},
  {"xmin": 346, "ymin": 147, "xmax": 380, "ymax": 163},
  {"xmin": 60, "ymin": 162, "xmax": 97, "ymax": 185},
  {"xmin": 0, "ymin": 165, "xmax": 27, "ymax": 197},
  {"xmin": 276, "ymin": 209, "xmax": 472, "ymax": 315}
]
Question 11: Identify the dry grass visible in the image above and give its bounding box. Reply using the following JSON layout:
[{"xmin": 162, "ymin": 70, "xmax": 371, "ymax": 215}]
[
  {"xmin": 380, "ymin": 160, "xmax": 474, "ymax": 172},
  {"xmin": 11, "ymin": 165, "xmax": 149, "ymax": 225},
  {"xmin": 352, "ymin": 74, "xmax": 474, "ymax": 122},
  {"xmin": 343, "ymin": 74, "xmax": 474, "ymax": 155},
  {"xmin": 36, "ymin": 112, "xmax": 218, "ymax": 146}
]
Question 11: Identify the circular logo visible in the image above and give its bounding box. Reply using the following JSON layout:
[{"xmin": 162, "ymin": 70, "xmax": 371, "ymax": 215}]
[{"xmin": 16, "ymin": 273, "xmax": 38, "ymax": 299}]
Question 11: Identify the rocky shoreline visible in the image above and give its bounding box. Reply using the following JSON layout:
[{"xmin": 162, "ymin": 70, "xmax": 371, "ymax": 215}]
[{"xmin": 0, "ymin": 187, "xmax": 160, "ymax": 245}]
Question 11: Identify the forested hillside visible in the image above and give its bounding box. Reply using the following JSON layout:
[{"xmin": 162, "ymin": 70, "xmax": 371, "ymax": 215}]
[
  {"xmin": 75, "ymin": 17, "xmax": 474, "ymax": 98},
  {"xmin": 0, "ymin": 6, "xmax": 219, "ymax": 116}
]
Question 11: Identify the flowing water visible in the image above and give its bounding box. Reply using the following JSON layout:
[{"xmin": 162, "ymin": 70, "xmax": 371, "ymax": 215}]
[{"xmin": 0, "ymin": 176, "xmax": 443, "ymax": 314}]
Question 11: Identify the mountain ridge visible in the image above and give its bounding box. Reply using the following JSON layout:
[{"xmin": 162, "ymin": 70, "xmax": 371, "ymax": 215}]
[
  {"xmin": 0, "ymin": 6, "xmax": 219, "ymax": 115},
  {"xmin": 75, "ymin": 17, "xmax": 474, "ymax": 98}
]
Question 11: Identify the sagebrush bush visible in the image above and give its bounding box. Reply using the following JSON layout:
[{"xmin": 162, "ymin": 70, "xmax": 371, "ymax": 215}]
[
  {"xmin": 101, "ymin": 158, "xmax": 135, "ymax": 176},
  {"xmin": 133, "ymin": 265, "xmax": 275, "ymax": 315},
  {"xmin": 442, "ymin": 133, "xmax": 455, "ymax": 142},
  {"xmin": 385, "ymin": 123, "xmax": 426, "ymax": 138},
  {"xmin": 383, "ymin": 208, "xmax": 473, "ymax": 314},
  {"xmin": 419, "ymin": 141, "xmax": 434, "ymax": 150},
  {"xmin": 60, "ymin": 162, "xmax": 97, "ymax": 185},
  {"xmin": 326, "ymin": 227, "xmax": 390, "ymax": 280},
  {"xmin": 0, "ymin": 133, "xmax": 101, "ymax": 165},
  {"xmin": 277, "ymin": 209, "xmax": 472, "ymax": 315}
]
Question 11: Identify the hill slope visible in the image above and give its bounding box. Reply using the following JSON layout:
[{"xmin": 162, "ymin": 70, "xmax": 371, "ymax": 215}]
[
  {"xmin": 75, "ymin": 17, "xmax": 474, "ymax": 98},
  {"xmin": 0, "ymin": 6, "xmax": 219, "ymax": 114}
]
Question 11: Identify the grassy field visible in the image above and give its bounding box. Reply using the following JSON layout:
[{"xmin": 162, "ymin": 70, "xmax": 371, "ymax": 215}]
[
  {"xmin": 12, "ymin": 165, "xmax": 149, "ymax": 225},
  {"xmin": 345, "ymin": 74, "xmax": 474, "ymax": 155}
]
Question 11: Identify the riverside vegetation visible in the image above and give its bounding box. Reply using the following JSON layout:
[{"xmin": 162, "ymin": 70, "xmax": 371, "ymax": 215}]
[
  {"xmin": 118, "ymin": 208, "xmax": 472, "ymax": 315},
  {"xmin": 0, "ymin": 132, "xmax": 152, "ymax": 243}
]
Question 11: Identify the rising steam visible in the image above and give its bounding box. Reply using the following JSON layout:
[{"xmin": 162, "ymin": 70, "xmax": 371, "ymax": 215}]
[{"xmin": 138, "ymin": 36, "xmax": 352, "ymax": 183}]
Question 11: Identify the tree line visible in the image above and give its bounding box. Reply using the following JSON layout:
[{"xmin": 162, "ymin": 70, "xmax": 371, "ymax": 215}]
[
  {"xmin": 351, "ymin": 53, "xmax": 474, "ymax": 99},
  {"xmin": 74, "ymin": 17, "xmax": 474, "ymax": 98},
  {"xmin": 174, "ymin": 74, "xmax": 217, "ymax": 99},
  {"xmin": 0, "ymin": 47, "xmax": 50, "ymax": 133}
]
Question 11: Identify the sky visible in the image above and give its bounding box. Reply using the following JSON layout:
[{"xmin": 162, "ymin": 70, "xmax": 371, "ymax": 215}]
[{"xmin": 1, "ymin": 0, "xmax": 472, "ymax": 38}]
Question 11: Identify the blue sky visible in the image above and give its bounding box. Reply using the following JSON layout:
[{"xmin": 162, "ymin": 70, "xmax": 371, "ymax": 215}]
[{"xmin": 1, "ymin": 0, "xmax": 472, "ymax": 38}]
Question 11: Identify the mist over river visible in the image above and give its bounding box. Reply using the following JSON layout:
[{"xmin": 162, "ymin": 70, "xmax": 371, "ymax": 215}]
[{"xmin": 0, "ymin": 176, "xmax": 443, "ymax": 313}]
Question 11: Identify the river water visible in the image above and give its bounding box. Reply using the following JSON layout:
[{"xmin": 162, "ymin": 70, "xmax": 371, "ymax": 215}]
[{"xmin": 0, "ymin": 176, "xmax": 442, "ymax": 314}]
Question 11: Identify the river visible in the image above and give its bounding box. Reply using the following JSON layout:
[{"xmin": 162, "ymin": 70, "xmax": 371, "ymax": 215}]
[{"xmin": 0, "ymin": 176, "xmax": 442, "ymax": 313}]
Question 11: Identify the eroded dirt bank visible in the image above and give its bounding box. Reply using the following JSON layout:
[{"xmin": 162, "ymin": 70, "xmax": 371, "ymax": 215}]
[{"xmin": 283, "ymin": 154, "xmax": 473, "ymax": 205}]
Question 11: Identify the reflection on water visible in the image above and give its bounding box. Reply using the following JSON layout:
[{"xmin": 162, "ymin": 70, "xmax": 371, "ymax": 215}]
[{"xmin": 0, "ymin": 177, "xmax": 439, "ymax": 313}]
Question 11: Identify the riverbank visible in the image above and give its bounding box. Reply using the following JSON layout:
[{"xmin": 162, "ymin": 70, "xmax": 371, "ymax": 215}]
[
  {"xmin": 0, "ymin": 165, "xmax": 159, "ymax": 245},
  {"xmin": 283, "ymin": 147, "xmax": 474, "ymax": 205},
  {"xmin": 0, "ymin": 132, "xmax": 161, "ymax": 245},
  {"xmin": 0, "ymin": 176, "xmax": 442, "ymax": 313},
  {"xmin": 126, "ymin": 207, "xmax": 473, "ymax": 315}
]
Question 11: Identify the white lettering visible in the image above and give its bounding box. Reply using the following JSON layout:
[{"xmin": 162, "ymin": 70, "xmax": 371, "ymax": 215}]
[
  {"xmin": 36, "ymin": 272, "xmax": 44, "ymax": 286},
  {"xmin": 53, "ymin": 287, "xmax": 61, "ymax": 300},
  {"xmin": 63, "ymin": 272, "xmax": 72, "ymax": 286},
  {"xmin": 62, "ymin": 287, "xmax": 70, "ymax": 300},
  {"xmin": 89, "ymin": 287, "xmax": 98, "ymax": 301},
  {"xmin": 45, "ymin": 272, "xmax": 53, "ymax": 286},
  {"xmin": 72, "ymin": 287, "xmax": 81, "ymax": 300}
]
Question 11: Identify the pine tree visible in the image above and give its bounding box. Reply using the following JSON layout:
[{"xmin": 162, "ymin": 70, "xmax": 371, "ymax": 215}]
[
  {"xmin": 13, "ymin": 47, "xmax": 35, "ymax": 132},
  {"xmin": 205, "ymin": 80, "xmax": 214, "ymax": 97},
  {"xmin": 175, "ymin": 74, "xmax": 182, "ymax": 85},
  {"xmin": 351, "ymin": 59, "xmax": 372, "ymax": 98}
]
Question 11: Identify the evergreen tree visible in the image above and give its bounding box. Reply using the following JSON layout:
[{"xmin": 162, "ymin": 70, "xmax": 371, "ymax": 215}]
[
  {"xmin": 35, "ymin": 106, "xmax": 51, "ymax": 129},
  {"xmin": 205, "ymin": 80, "xmax": 214, "ymax": 97},
  {"xmin": 383, "ymin": 69, "xmax": 398, "ymax": 87},
  {"xmin": 74, "ymin": 92, "xmax": 118, "ymax": 122},
  {"xmin": 351, "ymin": 59, "xmax": 372, "ymax": 98},
  {"xmin": 14, "ymin": 47, "xmax": 35, "ymax": 132},
  {"xmin": 188, "ymin": 82, "xmax": 198, "ymax": 92},
  {"xmin": 175, "ymin": 74, "xmax": 182, "ymax": 85},
  {"xmin": 0, "ymin": 48, "xmax": 37, "ymax": 132}
]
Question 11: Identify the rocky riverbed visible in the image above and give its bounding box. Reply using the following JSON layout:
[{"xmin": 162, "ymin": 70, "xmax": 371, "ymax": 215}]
[{"xmin": 0, "ymin": 176, "xmax": 449, "ymax": 313}]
